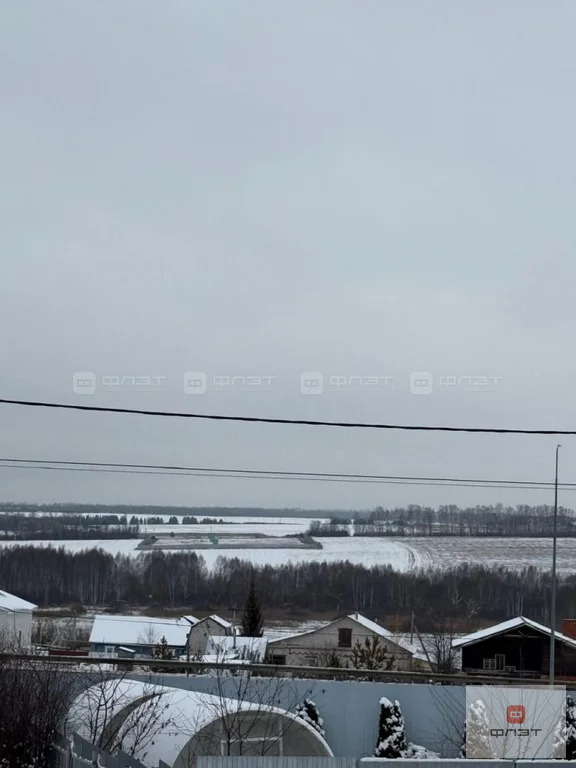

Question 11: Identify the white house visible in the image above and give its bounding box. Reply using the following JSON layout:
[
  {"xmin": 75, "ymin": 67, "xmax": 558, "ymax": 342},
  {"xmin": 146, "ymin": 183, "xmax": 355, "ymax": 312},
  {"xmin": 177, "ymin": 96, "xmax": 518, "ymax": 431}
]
[
  {"xmin": 0, "ymin": 589, "xmax": 37, "ymax": 649},
  {"xmin": 266, "ymin": 613, "xmax": 428, "ymax": 670},
  {"xmin": 186, "ymin": 614, "xmax": 233, "ymax": 657}
]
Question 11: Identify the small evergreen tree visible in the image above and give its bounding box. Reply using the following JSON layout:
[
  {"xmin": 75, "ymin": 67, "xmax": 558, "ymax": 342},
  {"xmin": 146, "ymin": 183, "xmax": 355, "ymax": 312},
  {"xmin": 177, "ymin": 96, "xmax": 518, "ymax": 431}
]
[
  {"xmin": 374, "ymin": 697, "xmax": 408, "ymax": 758},
  {"xmin": 241, "ymin": 581, "xmax": 264, "ymax": 637},
  {"xmin": 466, "ymin": 699, "xmax": 494, "ymax": 759},
  {"xmin": 296, "ymin": 699, "xmax": 325, "ymax": 737},
  {"xmin": 460, "ymin": 721, "xmax": 466, "ymax": 758},
  {"xmin": 351, "ymin": 636, "xmax": 395, "ymax": 670},
  {"xmin": 153, "ymin": 635, "xmax": 173, "ymax": 660},
  {"xmin": 567, "ymin": 695, "xmax": 576, "ymax": 759},
  {"xmin": 554, "ymin": 693, "xmax": 576, "ymax": 759}
]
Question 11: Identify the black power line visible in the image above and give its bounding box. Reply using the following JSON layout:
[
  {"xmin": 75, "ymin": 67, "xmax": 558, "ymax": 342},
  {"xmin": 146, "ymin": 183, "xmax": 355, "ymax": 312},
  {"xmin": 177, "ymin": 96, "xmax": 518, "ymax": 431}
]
[
  {"xmin": 0, "ymin": 456, "xmax": 571, "ymax": 486},
  {"xmin": 0, "ymin": 457, "xmax": 575, "ymax": 491},
  {"xmin": 0, "ymin": 397, "xmax": 575, "ymax": 434}
]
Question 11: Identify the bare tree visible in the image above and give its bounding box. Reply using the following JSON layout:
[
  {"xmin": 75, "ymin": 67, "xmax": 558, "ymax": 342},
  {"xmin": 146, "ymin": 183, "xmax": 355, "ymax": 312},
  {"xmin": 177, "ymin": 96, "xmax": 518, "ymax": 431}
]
[
  {"xmin": 138, "ymin": 624, "xmax": 161, "ymax": 649},
  {"xmin": 196, "ymin": 666, "xmax": 323, "ymax": 756},
  {"xmin": 69, "ymin": 665, "xmax": 175, "ymax": 762},
  {"xmin": 0, "ymin": 653, "xmax": 73, "ymax": 767},
  {"xmin": 430, "ymin": 686, "xmax": 466, "ymax": 753},
  {"xmin": 428, "ymin": 615, "xmax": 459, "ymax": 673}
]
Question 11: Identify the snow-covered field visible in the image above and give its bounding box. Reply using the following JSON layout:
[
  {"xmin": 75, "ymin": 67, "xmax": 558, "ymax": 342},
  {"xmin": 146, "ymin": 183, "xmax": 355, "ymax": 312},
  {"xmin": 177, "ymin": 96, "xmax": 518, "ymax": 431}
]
[
  {"xmin": 1, "ymin": 517, "xmax": 574, "ymax": 573},
  {"xmin": 0, "ymin": 535, "xmax": 412, "ymax": 568}
]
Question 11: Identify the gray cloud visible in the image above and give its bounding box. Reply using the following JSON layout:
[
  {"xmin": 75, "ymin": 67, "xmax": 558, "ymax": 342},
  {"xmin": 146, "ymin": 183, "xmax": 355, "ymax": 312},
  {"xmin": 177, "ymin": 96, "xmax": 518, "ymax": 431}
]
[{"xmin": 1, "ymin": 0, "xmax": 575, "ymax": 508}]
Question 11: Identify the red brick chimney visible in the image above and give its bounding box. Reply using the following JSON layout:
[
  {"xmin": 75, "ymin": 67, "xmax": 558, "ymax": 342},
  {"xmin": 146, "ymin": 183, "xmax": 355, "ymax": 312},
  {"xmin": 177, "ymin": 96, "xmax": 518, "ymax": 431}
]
[{"xmin": 562, "ymin": 619, "xmax": 576, "ymax": 639}]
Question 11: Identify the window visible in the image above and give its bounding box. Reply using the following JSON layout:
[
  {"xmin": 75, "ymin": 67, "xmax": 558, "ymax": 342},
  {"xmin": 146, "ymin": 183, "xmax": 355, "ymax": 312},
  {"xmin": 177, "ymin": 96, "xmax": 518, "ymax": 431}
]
[
  {"xmin": 483, "ymin": 655, "xmax": 505, "ymax": 671},
  {"xmin": 338, "ymin": 628, "xmax": 353, "ymax": 648},
  {"xmin": 271, "ymin": 654, "xmax": 286, "ymax": 665}
]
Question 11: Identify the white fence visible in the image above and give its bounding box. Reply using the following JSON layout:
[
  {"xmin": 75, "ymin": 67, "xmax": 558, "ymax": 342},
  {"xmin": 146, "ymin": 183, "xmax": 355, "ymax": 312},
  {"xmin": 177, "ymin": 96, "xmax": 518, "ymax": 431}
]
[
  {"xmin": 53, "ymin": 732, "xmax": 149, "ymax": 768},
  {"xmin": 196, "ymin": 761, "xmax": 572, "ymax": 768},
  {"xmin": 52, "ymin": 737, "xmax": 576, "ymax": 768},
  {"xmin": 197, "ymin": 760, "xmax": 356, "ymax": 768}
]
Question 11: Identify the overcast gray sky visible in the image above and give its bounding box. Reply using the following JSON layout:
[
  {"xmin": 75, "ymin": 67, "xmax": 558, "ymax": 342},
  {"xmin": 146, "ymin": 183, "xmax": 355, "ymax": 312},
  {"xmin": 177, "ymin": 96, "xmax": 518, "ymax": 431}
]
[{"xmin": 2, "ymin": 1, "xmax": 576, "ymax": 509}]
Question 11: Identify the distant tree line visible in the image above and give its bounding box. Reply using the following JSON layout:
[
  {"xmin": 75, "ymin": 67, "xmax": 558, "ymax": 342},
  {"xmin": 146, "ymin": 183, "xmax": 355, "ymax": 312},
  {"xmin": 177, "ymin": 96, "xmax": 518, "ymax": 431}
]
[
  {"xmin": 0, "ymin": 545, "xmax": 573, "ymax": 629},
  {"xmin": 308, "ymin": 504, "xmax": 576, "ymax": 537},
  {"xmin": 307, "ymin": 520, "xmax": 350, "ymax": 536},
  {"xmin": 0, "ymin": 502, "xmax": 343, "ymax": 519},
  {"xmin": 0, "ymin": 513, "xmax": 139, "ymax": 540}
]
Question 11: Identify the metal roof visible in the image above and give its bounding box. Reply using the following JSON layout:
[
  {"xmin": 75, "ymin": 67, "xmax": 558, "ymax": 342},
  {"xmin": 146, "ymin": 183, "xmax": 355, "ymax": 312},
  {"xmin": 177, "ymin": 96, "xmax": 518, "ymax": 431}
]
[
  {"xmin": 452, "ymin": 616, "xmax": 576, "ymax": 650},
  {"xmin": 0, "ymin": 589, "xmax": 37, "ymax": 612}
]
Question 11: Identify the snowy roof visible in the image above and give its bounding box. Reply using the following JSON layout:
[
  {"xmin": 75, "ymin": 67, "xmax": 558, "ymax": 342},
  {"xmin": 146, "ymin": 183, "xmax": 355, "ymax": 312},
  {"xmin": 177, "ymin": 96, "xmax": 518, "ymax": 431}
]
[
  {"xmin": 0, "ymin": 589, "xmax": 37, "ymax": 612},
  {"xmin": 205, "ymin": 635, "xmax": 268, "ymax": 661},
  {"xmin": 452, "ymin": 616, "xmax": 576, "ymax": 650},
  {"xmin": 268, "ymin": 613, "xmax": 393, "ymax": 645},
  {"xmin": 348, "ymin": 613, "xmax": 393, "ymax": 638},
  {"xmin": 89, "ymin": 615, "xmax": 196, "ymax": 647},
  {"xmin": 197, "ymin": 614, "xmax": 232, "ymax": 629}
]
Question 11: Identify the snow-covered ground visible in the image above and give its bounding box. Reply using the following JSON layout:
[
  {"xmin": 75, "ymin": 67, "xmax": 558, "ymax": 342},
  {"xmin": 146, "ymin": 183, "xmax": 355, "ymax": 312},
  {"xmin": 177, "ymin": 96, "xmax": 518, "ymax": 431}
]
[
  {"xmin": 0, "ymin": 535, "xmax": 413, "ymax": 568},
  {"xmin": 2, "ymin": 526, "xmax": 575, "ymax": 573}
]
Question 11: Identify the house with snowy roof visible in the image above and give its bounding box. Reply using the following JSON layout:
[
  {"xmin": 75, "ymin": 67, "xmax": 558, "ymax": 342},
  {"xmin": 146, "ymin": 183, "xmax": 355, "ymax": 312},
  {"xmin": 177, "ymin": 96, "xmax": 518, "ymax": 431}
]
[
  {"xmin": 185, "ymin": 614, "xmax": 234, "ymax": 658},
  {"xmin": 266, "ymin": 613, "xmax": 420, "ymax": 670},
  {"xmin": 452, "ymin": 616, "xmax": 576, "ymax": 678},
  {"xmin": 0, "ymin": 588, "xmax": 37, "ymax": 650},
  {"xmin": 89, "ymin": 614, "xmax": 198, "ymax": 659}
]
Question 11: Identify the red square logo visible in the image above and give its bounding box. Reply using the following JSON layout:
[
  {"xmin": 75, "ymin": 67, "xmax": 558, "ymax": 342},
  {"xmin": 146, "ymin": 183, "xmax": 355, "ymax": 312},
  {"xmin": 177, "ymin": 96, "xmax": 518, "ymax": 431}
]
[{"xmin": 507, "ymin": 705, "xmax": 525, "ymax": 724}]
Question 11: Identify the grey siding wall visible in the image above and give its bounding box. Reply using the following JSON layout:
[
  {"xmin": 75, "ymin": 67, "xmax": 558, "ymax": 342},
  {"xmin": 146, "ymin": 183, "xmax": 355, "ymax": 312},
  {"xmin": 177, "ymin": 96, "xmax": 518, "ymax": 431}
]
[{"xmin": 136, "ymin": 675, "xmax": 466, "ymax": 758}]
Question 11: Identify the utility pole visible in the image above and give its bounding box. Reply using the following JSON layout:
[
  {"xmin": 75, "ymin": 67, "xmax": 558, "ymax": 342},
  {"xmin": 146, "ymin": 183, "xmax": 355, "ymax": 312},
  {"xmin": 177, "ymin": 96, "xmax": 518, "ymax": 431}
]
[
  {"xmin": 549, "ymin": 444, "xmax": 561, "ymax": 685},
  {"xmin": 183, "ymin": 616, "xmax": 196, "ymax": 678}
]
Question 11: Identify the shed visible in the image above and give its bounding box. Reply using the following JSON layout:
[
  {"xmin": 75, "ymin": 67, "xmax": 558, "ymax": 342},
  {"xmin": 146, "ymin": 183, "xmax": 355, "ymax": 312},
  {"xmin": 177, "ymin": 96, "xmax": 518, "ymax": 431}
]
[{"xmin": 453, "ymin": 616, "xmax": 576, "ymax": 678}]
